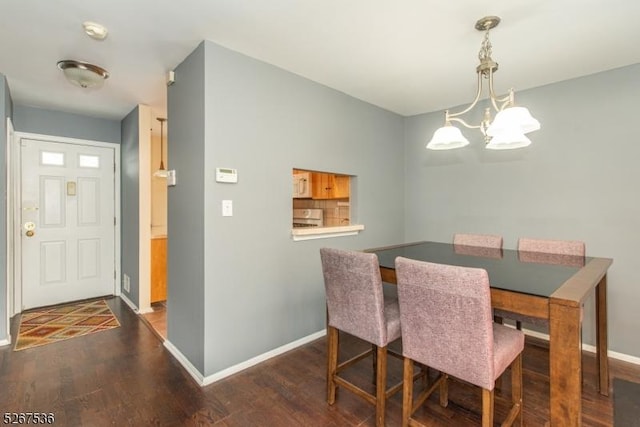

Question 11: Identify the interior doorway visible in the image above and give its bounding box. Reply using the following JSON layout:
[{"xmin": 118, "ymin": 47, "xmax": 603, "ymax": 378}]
[{"xmin": 145, "ymin": 115, "xmax": 168, "ymax": 339}]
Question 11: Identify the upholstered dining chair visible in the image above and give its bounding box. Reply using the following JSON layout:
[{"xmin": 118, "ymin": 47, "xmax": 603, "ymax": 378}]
[
  {"xmin": 453, "ymin": 232, "xmax": 503, "ymax": 248},
  {"xmin": 395, "ymin": 256, "xmax": 524, "ymax": 427},
  {"xmin": 453, "ymin": 233, "xmax": 504, "ymax": 259},
  {"xmin": 319, "ymin": 247, "xmax": 404, "ymax": 427},
  {"xmin": 494, "ymin": 237, "xmax": 586, "ymax": 330}
]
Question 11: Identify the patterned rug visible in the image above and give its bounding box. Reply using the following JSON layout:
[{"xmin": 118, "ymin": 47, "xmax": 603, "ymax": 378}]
[
  {"xmin": 14, "ymin": 299, "xmax": 120, "ymax": 351},
  {"xmin": 614, "ymin": 378, "xmax": 640, "ymax": 426}
]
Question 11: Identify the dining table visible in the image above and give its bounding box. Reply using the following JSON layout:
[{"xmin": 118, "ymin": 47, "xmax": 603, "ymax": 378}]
[{"xmin": 364, "ymin": 241, "xmax": 612, "ymax": 427}]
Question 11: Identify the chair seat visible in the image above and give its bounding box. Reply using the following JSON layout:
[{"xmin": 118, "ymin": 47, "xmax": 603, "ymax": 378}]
[{"xmin": 493, "ymin": 323, "xmax": 525, "ymax": 382}]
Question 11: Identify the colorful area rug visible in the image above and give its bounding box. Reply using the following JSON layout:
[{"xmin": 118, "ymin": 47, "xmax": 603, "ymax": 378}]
[{"xmin": 14, "ymin": 299, "xmax": 120, "ymax": 351}]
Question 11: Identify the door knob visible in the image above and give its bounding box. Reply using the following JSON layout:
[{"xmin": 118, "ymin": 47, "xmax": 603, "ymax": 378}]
[{"xmin": 24, "ymin": 222, "xmax": 36, "ymax": 237}]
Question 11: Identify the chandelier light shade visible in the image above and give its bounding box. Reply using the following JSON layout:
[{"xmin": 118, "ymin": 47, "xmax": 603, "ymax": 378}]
[
  {"xmin": 427, "ymin": 16, "xmax": 540, "ymax": 150},
  {"xmin": 57, "ymin": 59, "xmax": 109, "ymax": 89},
  {"xmin": 486, "ymin": 106, "xmax": 540, "ymax": 136},
  {"xmin": 427, "ymin": 124, "xmax": 470, "ymax": 150},
  {"xmin": 154, "ymin": 118, "xmax": 168, "ymax": 178},
  {"xmin": 485, "ymin": 128, "xmax": 531, "ymax": 150}
]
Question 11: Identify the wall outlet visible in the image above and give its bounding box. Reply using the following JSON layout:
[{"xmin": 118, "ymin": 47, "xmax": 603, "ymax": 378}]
[{"xmin": 123, "ymin": 274, "xmax": 130, "ymax": 292}]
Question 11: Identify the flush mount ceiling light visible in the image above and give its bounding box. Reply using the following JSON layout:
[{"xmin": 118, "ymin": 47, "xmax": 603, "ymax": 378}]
[
  {"xmin": 154, "ymin": 118, "xmax": 169, "ymax": 178},
  {"xmin": 57, "ymin": 59, "xmax": 109, "ymax": 89},
  {"xmin": 427, "ymin": 16, "xmax": 540, "ymax": 151}
]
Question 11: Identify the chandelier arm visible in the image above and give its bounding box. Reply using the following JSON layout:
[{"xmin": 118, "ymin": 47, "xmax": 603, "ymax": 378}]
[
  {"xmin": 487, "ymin": 69, "xmax": 513, "ymax": 111},
  {"xmin": 446, "ymin": 71, "xmax": 484, "ymax": 119},
  {"xmin": 448, "ymin": 116, "xmax": 481, "ymax": 130}
]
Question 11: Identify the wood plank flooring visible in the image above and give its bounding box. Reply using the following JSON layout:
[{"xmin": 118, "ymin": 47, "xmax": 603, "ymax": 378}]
[
  {"xmin": 142, "ymin": 301, "xmax": 167, "ymax": 339},
  {"xmin": 1, "ymin": 297, "xmax": 638, "ymax": 426}
]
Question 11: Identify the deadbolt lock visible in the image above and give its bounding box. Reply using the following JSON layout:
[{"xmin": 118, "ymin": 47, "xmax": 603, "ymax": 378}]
[{"xmin": 24, "ymin": 222, "xmax": 36, "ymax": 237}]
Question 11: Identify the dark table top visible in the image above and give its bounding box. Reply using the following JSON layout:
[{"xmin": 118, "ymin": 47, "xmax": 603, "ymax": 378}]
[{"xmin": 366, "ymin": 241, "xmax": 591, "ymax": 298}]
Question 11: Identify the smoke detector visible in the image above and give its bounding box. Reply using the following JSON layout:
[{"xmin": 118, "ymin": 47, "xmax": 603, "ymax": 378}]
[{"xmin": 83, "ymin": 21, "xmax": 108, "ymax": 40}]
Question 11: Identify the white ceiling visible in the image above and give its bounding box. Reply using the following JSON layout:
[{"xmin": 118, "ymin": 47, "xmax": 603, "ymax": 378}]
[{"xmin": 1, "ymin": 0, "xmax": 639, "ymax": 130}]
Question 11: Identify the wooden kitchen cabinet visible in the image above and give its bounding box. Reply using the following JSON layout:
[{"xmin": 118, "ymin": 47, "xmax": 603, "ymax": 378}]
[
  {"xmin": 312, "ymin": 172, "xmax": 350, "ymax": 199},
  {"xmin": 151, "ymin": 237, "xmax": 167, "ymax": 303}
]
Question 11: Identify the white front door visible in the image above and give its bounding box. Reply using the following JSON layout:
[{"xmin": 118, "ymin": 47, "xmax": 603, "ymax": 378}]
[{"xmin": 20, "ymin": 138, "xmax": 116, "ymax": 309}]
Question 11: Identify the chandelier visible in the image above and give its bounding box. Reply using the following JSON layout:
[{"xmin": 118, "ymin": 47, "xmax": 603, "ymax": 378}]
[{"xmin": 427, "ymin": 16, "xmax": 540, "ymax": 150}]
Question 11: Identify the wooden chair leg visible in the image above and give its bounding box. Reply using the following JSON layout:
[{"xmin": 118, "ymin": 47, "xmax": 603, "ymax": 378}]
[
  {"xmin": 372, "ymin": 343, "xmax": 378, "ymax": 385},
  {"xmin": 327, "ymin": 326, "xmax": 339, "ymax": 404},
  {"xmin": 375, "ymin": 346, "xmax": 388, "ymax": 427},
  {"xmin": 516, "ymin": 321, "xmax": 522, "ymax": 330},
  {"xmin": 420, "ymin": 363, "xmax": 429, "ymax": 386},
  {"xmin": 482, "ymin": 388, "xmax": 495, "ymax": 427},
  {"xmin": 500, "ymin": 352, "xmax": 524, "ymax": 426},
  {"xmin": 402, "ymin": 357, "xmax": 413, "ymax": 427},
  {"xmin": 512, "ymin": 353, "xmax": 523, "ymax": 426},
  {"xmin": 439, "ymin": 373, "xmax": 449, "ymax": 408}
]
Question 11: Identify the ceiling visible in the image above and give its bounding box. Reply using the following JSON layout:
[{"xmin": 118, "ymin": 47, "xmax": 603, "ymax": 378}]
[{"xmin": 2, "ymin": 0, "xmax": 639, "ymax": 131}]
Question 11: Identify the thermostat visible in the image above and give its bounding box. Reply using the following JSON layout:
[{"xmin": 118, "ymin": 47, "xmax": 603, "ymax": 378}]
[{"xmin": 216, "ymin": 167, "xmax": 238, "ymax": 183}]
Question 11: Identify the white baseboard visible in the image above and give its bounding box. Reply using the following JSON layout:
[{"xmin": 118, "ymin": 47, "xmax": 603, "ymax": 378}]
[
  {"xmin": 163, "ymin": 329, "xmax": 327, "ymax": 387},
  {"xmin": 202, "ymin": 329, "xmax": 327, "ymax": 386},
  {"xmin": 0, "ymin": 336, "xmax": 11, "ymax": 347},
  {"xmin": 163, "ymin": 339, "xmax": 205, "ymax": 385},
  {"xmin": 138, "ymin": 306, "xmax": 154, "ymax": 315},
  {"xmin": 119, "ymin": 294, "xmax": 138, "ymax": 313},
  {"xmin": 521, "ymin": 327, "xmax": 640, "ymax": 366}
]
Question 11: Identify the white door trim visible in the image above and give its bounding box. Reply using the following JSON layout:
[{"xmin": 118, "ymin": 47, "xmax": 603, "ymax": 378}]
[
  {"xmin": 4, "ymin": 118, "xmax": 15, "ymax": 343},
  {"xmin": 9, "ymin": 131, "xmax": 121, "ymax": 314},
  {"xmin": 138, "ymin": 105, "xmax": 152, "ymax": 314}
]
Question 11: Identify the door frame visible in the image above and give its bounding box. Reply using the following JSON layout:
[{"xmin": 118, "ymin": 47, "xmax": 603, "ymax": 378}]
[{"xmin": 8, "ymin": 131, "xmax": 121, "ymax": 315}]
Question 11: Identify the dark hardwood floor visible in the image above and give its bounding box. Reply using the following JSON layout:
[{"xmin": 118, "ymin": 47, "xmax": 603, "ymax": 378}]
[{"xmin": 1, "ymin": 297, "xmax": 638, "ymax": 426}]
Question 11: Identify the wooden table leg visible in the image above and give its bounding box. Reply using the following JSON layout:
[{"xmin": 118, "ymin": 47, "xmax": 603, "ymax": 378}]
[
  {"xmin": 549, "ymin": 300, "xmax": 582, "ymax": 426},
  {"xmin": 596, "ymin": 274, "xmax": 609, "ymax": 396}
]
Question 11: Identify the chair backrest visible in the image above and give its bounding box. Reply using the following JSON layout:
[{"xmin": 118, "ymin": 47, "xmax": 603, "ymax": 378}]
[
  {"xmin": 517, "ymin": 238, "xmax": 585, "ymax": 256},
  {"xmin": 395, "ymin": 256, "xmax": 496, "ymax": 390},
  {"xmin": 453, "ymin": 233, "xmax": 503, "ymax": 249},
  {"xmin": 320, "ymin": 247, "xmax": 388, "ymax": 347}
]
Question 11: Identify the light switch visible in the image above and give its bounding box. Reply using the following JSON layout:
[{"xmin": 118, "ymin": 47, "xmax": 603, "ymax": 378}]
[
  {"xmin": 222, "ymin": 200, "xmax": 233, "ymax": 217},
  {"xmin": 167, "ymin": 170, "xmax": 176, "ymax": 186}
]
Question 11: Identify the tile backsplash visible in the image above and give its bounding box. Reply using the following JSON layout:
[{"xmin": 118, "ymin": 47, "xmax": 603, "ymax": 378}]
[{"xmin": 292, "ymin": 198, "xmax": 350, "ymax": 226}]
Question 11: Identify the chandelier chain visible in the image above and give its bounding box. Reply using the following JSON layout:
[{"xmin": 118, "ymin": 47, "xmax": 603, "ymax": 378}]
[{"xmin": 478, "ymin": 29, "xmax": 492, "ymax": 64}]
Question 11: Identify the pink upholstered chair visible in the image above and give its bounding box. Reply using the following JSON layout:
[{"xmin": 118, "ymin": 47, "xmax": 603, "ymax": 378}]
[
  {"xmin": 518, "ymin": 237, "xmax": 585, "ymax": 256},
  {"xmin": 495, "ymin": 237, "xmax": 586, "ymax": 330},
  {"xmin": 453, "ymin": 233, "xmax": 503, "ymax": 248},
  {"xmin": 395, "ymin": 256, "xmax": 524, "ymax": 427},
  {"xmin": 319, "ymin": 247, "xmax": 403, "ymax": 427}
]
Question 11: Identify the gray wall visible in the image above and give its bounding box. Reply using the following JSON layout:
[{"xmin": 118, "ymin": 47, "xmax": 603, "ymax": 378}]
[
  {"xmin": 12, "ymin": 105, "xmax": 120, "ymax": 143},
  {"xmin": 0, "ymin": 74, "xmax": 12, "ymax": 342},
  {"xmin": 167, "ymin": 41, "xmax": 406, "ymax": 376},
  {"xmin": 404, "ymin": 63, "xmax": 640, "ymax": 358},
  {"xmin": 120, "ymin": 107, "xmax": 140, "ymax": 306},
  {"xmin": 167, "ymin": 44, "xmax": 206, "ymax": 372}
]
